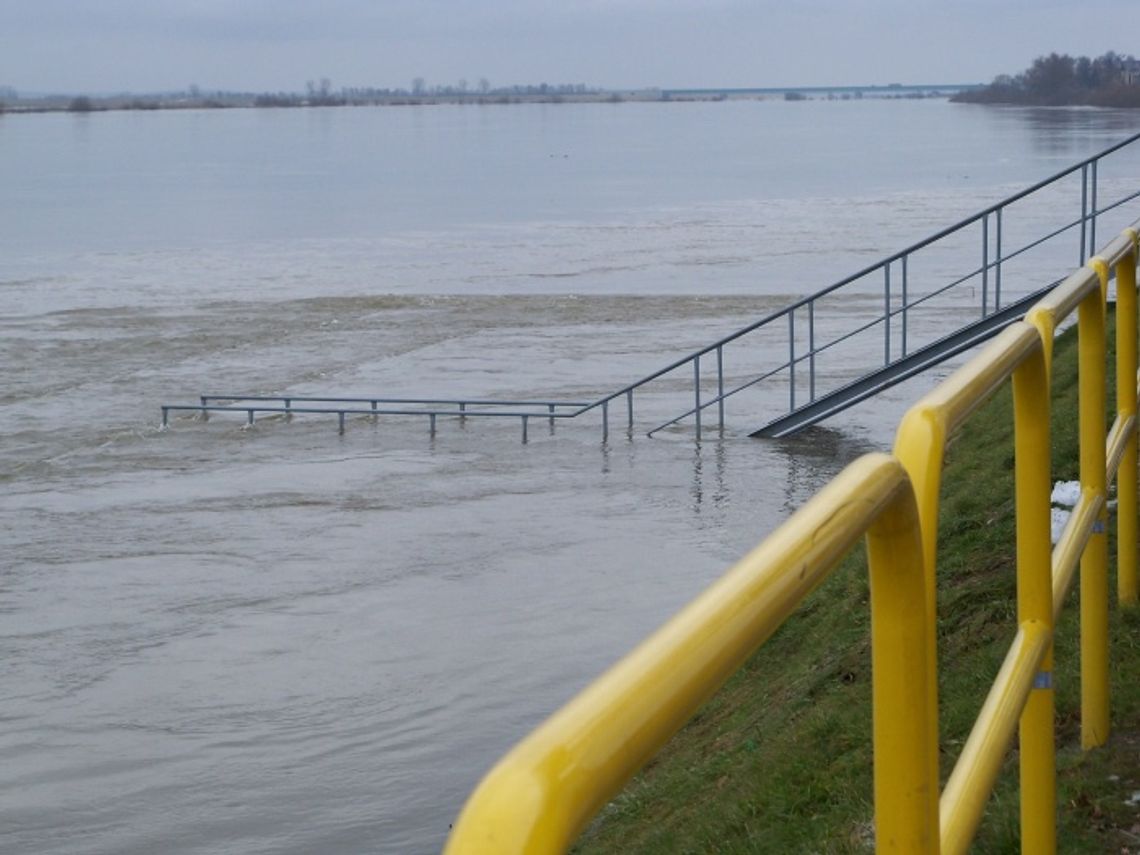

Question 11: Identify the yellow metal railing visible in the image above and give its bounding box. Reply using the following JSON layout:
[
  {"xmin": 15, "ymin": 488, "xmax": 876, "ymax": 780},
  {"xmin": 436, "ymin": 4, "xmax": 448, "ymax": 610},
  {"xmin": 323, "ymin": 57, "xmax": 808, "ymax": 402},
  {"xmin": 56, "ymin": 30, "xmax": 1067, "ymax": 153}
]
[{"xmin": 445, "ymin": 225, "xmax": 1140, "ymax": 854}]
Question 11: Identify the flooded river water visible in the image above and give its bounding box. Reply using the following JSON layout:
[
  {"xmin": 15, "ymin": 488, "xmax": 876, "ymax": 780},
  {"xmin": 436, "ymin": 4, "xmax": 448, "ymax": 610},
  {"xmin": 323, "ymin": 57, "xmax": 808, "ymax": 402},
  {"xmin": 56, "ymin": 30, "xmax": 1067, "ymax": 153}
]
[{"xmin": 3, "ymin": 99, "xmax": 1139, "ymax": 852}]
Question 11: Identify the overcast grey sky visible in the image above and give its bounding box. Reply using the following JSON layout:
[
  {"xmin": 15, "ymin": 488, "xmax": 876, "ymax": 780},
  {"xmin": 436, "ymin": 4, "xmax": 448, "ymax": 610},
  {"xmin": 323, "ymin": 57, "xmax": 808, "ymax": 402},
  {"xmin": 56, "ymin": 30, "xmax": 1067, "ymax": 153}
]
[{"xmin": 3, "ymin": 0, "xmax": 1137, "ymax": 95}]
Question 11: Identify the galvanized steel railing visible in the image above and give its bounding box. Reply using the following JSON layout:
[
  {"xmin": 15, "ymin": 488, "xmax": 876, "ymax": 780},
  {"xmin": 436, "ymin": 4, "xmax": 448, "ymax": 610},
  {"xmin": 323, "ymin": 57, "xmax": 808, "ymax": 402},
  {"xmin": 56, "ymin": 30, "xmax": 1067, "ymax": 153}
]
[
  {"xmin": 637, "ymin": 130, "xmax": 1140, "ymax": 439},
  {"xmin": 161, "ymin": 395, "xmax": 591, "ymax": 442},
  {"xmin": 444, "ymin": 225, "xmax": 1140, "ymax": 854},
  {"xmin": 162, "ymin": 133, "xmax": 1140, "ymax": 442}
]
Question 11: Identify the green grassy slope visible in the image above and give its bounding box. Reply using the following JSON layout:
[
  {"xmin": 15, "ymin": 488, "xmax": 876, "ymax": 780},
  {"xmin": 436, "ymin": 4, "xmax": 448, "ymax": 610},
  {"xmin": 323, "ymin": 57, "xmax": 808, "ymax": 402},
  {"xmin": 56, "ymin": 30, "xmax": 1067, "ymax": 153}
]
[{"xmin": 574, "ymin": 309, "xmax": 1140, "ymax": 853}]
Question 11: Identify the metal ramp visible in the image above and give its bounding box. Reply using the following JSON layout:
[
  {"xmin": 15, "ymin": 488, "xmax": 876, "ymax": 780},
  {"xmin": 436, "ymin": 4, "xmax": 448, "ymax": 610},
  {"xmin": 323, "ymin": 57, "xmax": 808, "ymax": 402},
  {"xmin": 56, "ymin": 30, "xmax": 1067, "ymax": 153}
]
[
  {"xmin": 751, "ymin": 285, "xmax": 1055, "ymax": 438},
  {"xmin": 161, "ymin": 133, "xmax": 1140, "ymax": 442}
]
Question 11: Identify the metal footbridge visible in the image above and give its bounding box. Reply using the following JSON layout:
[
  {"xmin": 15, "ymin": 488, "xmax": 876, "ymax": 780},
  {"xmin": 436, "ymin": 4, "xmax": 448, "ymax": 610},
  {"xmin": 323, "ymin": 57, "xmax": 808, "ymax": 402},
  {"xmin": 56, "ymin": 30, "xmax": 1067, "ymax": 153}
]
[{"xmin": 162, "ymin": 132, "xmax": 1140, "ymax": 441}]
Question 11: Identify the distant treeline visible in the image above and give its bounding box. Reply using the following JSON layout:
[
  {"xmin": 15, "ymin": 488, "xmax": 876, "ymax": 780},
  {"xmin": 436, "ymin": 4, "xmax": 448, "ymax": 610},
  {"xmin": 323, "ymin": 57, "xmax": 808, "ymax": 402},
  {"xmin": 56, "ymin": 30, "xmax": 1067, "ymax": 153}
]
[
  {"xmin": 952, "ymin": 51, "xmax": 1140, "ymax": 107},
  {"xmin": 254, "ymin": 81, "xmax": 604, "ymax": 108},
  {"xmin": 0, "ymin": 80, "xmax": 620, "ymax": 114}
]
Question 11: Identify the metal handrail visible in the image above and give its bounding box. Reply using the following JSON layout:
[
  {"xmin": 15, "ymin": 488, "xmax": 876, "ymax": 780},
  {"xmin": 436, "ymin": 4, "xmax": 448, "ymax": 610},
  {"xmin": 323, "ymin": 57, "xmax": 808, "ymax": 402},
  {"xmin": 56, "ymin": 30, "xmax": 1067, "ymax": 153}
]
[
  {"xmin": 198, "ymin": 394, "xmax": 591, "ymax": 408},
  {"xmin": 161, "ymin": 398, "xmax": 589, "ymax": 442},
  {"xmin": 553, "ymin": 133, "xmax": 1140, "ymax": 441},
  {"xmin": 629, "ymin": 137, "xmax": 1140, "ymax": 438},
  {"xmin": 599, "ymin": 130, "xmax": 1140, "ymax": 389}
]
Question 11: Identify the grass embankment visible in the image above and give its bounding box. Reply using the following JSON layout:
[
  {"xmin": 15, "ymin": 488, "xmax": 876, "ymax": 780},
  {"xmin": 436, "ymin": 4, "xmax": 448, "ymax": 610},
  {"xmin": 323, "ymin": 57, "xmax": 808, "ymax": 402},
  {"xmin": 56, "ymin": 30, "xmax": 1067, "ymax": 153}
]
[{"xmin": 575, "ymin": 308, "xmax": 1140, "ymax": 853}]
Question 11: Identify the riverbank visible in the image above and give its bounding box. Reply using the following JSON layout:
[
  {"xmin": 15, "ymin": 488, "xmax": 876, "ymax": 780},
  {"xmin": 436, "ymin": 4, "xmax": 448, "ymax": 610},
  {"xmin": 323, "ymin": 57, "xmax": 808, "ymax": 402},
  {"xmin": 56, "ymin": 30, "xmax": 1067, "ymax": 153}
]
[{"xmin": 573, "ymin": 309, "xmax": 1140, "ymax": 853}]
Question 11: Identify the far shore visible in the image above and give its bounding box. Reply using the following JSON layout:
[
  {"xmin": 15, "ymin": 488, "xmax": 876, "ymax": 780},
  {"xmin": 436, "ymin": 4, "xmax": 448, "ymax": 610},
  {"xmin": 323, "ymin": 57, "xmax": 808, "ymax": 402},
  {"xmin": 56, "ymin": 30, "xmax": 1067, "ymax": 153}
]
[{"xmin": 0, "ymin": 83, "xmax": 979, "ymax": 116}]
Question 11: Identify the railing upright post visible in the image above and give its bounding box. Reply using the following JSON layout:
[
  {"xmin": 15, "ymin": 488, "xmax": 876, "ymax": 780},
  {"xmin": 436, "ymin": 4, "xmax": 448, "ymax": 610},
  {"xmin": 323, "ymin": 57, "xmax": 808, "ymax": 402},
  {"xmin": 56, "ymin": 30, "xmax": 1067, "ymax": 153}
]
[
  {"xmin": 1078, "ymin": 281, "xmax": 1109, "ymax": 748},
  {"xmin": 808, "ymin": 301, "xmax": 816, "ymax": 402},
  {"xmin": 1013, "ymin": 342, "xmax": 1055, "ymax": 854},
  {"xmin": 626, "ymin": 389, "xmax": 634, "ymax": 435},
  {"xmin": 1080, "ymin": 164, "xmax": 1089, "ymax": 266},
  {"xmin": 548, "ymin": 403, "xmax": 556, "ymax": 428},
  {"xmin": 788, "ymin": 310, "xmax": 796, "ymax": 412},
  {"xmin": 1089, "ymin": 158, "xmax": 1099, "ymax": 259},
  {"xmin": 602, "ymin": 400, "xmax": 609, "ymax": 444},
  {"xmin": 716, "ymin": 345, "xmax": 725, "ymax": 429},
  {"xmin": 893, "ymin": 404, "xmax": 949, "ymax": 817},
  {"xmin": 900, "ymin": 256, "xmax": 908, "ymax": 358},
  {"xmin": 982, "ymin": 212, "xmax": 990, "ymax": 318},
  {"xmin": 521, "ymin": 414, "xmax": 528, "ymax": 444},
  {"xmin": 200, "ymin": 395, "xmax": 209, "ymax": 422},
  {"xmin": 693, "ymin": 356, "xmax": 702, "ymax": 442},
  {"xmin": 162, "ymin": 406, "xmax": 169, "ymax": 427},
  {"xmin": 1117, "ymin": 235, "xmax": 1139, "ymax": 606},
  {"xmin": 995, "ymin": 208, "xmax": 1003, "ymax": 312},
  {"xmin": 865, "ymin": 472, "xmax": 939, "ymax": 851},
  {"xmin": 883, "ymin": 264, "xmax": 891, "ymax": 365}
]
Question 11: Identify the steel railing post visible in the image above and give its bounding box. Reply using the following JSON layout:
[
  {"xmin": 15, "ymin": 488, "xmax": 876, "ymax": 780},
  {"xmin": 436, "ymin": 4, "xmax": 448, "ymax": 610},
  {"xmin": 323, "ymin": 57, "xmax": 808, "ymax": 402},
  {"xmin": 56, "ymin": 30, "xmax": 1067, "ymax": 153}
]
[
  {"xmin": 995, "ymin": 208, "xmax": 1003, "ymax": 312},
  {"xmin": 200, "ymin": 395, "xmax": 209, "ymax": 422},
  {"xmin": 865, "ymin": 470, "xmax": 939, "ymax": 851},
  {"xmin": 693, "ymin": 356, "xmax": 702, "ymax": 442},
  {"xmin": 982, "ymin": 212, "xmax": 990, "ymax": 318},
  {"xmin": 716, "ymin": 345, "xmax": 725, "ymax": 429},
  {"xmin": 1117, "ymin": 237, "xmax": 1139, "ymax": 606},
  {"xmin": 1089, "ymin": 158, "xmax": 1099, "ymax": 259},
  {"xmin": 521, "ymin": 414, "xmax": 528, "ymax": 443},
  {"xmin": 901, "ymin": 256, "xmax": 908, "ymax": 358},
  {"xmin": 602, "ymin": 400, "xmax": 609, "ymax": 444},
  {"xmin": 788, "ymin": 310, "xmax": 796, "ymax": 412},
  {"xmin": 884, "ymin": 264, "xmax": 891, "ymax": 365},
  {"xmin": 1078, "ymin": 284, "xmax": 1109, "ymax": 748},
  {"xmin": 808, "ymin": 301, "xmax": 816, "ymax": 402},
  {"xmin": 1013, "ymin": 344, "xmax": 1055, "ymax": 854},
  {"xmin": 626, "ymin": 389, "xmax": 634, "ymax": 435},
  {"xmin": 1080, "ymin": 164, "xmax": 1089, "ymax": 265}
]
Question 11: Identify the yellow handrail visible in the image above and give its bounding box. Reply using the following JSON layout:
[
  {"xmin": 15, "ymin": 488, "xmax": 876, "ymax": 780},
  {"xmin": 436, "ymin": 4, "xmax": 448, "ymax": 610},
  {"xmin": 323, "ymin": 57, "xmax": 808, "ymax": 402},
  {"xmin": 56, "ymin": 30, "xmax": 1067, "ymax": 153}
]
[
  {"xmin": 445, "ymin": 454, "xmax": 935, "ymax": 852},
  {"xmin": 445, "ymin": 224, "xmax": 1140, "ymax": 854}
]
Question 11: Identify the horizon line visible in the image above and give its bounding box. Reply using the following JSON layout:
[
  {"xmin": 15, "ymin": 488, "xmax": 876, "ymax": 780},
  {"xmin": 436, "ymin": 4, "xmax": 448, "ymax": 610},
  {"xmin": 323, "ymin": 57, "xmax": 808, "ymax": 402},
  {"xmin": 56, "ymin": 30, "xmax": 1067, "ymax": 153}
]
[{"xmin": 4, "ymin": 81, "xmax": 984, "ymax": 99}]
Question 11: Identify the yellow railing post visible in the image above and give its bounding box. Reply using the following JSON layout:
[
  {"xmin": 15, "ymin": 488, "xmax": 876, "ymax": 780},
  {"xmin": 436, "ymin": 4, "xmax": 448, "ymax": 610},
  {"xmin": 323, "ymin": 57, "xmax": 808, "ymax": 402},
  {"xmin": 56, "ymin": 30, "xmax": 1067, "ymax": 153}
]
[
  {"xmin": 865, "ymin": 480, "xmax": 940, "ymax": 853},
  {"xmin": 892, "ymin": 325, "xmax": 1043, "ymax": 784},
  {"xmin": 1116, "ymin": 231, "xmax": 1139, "ymax": 606},
  {"xmin": 1013, "ymin": 343, "xmax": 1055, "ymax": 853},
  {"xmin": 1080, "ymin": 264, "xmax": 1110, "ymax": 749},
  {"xmin": 892, "ymin": 405, "xmax": 947, "ymax": 790},
  {"xmin": 892, "ymin": 324, "xmax": 1049, "ymax": 855}
]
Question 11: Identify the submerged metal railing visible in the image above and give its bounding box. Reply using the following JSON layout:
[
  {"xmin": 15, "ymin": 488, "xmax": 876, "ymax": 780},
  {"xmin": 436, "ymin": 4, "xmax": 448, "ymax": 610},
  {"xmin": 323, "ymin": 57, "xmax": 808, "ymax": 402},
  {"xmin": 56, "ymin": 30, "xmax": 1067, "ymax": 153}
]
[
  {"xmin": 445, "ymin": 225, "xmax": 1140, "ymax": 854},
  {"xmin": 162, "ymin": 132, "xmax": 1140, "ymax": 441},
  {"xmin": 161, "ymin": 395, "xmax": 591, "ymax": 442}
]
